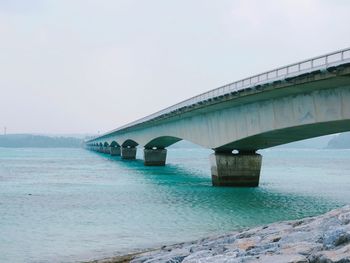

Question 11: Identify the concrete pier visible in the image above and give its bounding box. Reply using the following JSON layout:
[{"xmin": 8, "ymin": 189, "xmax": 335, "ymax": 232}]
[
  {"xmin": 210, "ymin": 151, "xmax": 262, "ymax": 187},
  {"xmin": 104, "ymin": 146, "xmax": 111, "ymax": 154},
  {"xmin": 110, "ymin": 146, "xmax": 121, "ymax": 156},
  {"xmin": 121, "ymin": 146, "xmax": 137, "ymax": 160},
  {"xmin": 143, "ymin": 148, "xmax": 167, "ymax": 166}
]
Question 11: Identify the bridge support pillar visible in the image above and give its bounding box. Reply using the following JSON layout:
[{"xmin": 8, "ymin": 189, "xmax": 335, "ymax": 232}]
[
  {"xmin": 121, "ymin": 146, "xmax": 137, "ymax": 160},
  {"xmin": 104, "ymin": 146, "xmax": 110, "ymax": 154},
  {"xmin": 143, "ymin": 148, "xmax": 167, "ymax": 166},
  {"xmin": 210, "ymin": 151, "xmax": 262, "ymax": 187},
  {"xmin": 110, "ymin": 146, "xmax": 121, "ymax": 156}
]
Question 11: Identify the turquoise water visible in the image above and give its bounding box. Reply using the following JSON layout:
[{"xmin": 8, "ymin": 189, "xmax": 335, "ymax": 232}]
[{"xmin": 0, "ymin": 146, "xmax": 350, "ymax": 262}]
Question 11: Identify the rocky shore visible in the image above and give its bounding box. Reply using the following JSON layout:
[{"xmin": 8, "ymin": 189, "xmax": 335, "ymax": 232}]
[{"xmin": 89, "ymin": 205, "xmax": 350, "ymax": 263}]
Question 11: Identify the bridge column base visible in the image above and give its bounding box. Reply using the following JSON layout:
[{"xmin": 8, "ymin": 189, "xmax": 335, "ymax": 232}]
[
  {"xmin": 210, "ymin": 152, "xmax": 262, "ymax": 187},
  {"xmin": 143, "ymin": 148, "xmax": 167, "ymax": 166},
  {"xmin": 121, "ymin": 147, "xmax": 137, "ymax": 160},
  {"xmin": 110, "ymin": 146, "xmax": 121, "ymax": 156}
]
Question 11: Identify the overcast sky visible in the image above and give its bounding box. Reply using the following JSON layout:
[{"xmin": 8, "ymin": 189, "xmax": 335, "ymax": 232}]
[{"xmin": 1, "ymin": 0, "xmax": 349, "ymax": 135}]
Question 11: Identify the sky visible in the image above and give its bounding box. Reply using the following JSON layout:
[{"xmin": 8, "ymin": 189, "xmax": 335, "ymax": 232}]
[{"xmin": 0, "ymin": 0, "xmax": 350, "ymax": 135}]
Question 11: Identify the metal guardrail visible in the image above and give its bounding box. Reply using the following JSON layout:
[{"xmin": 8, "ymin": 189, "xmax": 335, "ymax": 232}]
[{"xmin": 88, "ymin": 47, "xmax": 350, "ymax": 142}]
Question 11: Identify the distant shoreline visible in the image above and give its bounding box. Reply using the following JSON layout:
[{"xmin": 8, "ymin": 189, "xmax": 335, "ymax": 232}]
[
  {"xmin": 0, "ymin": 146, "xmax": 81, "ymax": 148},
  {"xmin": 0, "ymin": 134, "xmax": 83, "ymax": 148}
]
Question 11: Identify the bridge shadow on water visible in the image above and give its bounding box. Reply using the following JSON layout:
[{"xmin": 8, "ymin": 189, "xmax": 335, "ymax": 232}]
[{"xmin": 89, "ymin": 150, "xmax": 343, "ymax": 228}]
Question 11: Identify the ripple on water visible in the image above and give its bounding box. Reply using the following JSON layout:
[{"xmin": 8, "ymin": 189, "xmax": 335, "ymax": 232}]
[{"xmin": 0, "ymin": 147, "xmax": 349, "ymax": 262}]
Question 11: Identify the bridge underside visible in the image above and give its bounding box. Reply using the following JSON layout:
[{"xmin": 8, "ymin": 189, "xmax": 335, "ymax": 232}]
[{"xmin": 217, "ymin": 119, "xmax": 350, "ymax": 152}]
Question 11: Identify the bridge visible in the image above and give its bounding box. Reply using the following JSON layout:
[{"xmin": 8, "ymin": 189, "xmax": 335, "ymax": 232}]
[{"xmin": 85, "ymin": 48, "xmax": 350, "ymax": 187}]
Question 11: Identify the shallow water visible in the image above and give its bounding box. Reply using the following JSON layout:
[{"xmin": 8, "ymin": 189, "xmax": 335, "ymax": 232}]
[{"xmin": 0, "ymin": 146, "xmax": 349, "ymax": 262}]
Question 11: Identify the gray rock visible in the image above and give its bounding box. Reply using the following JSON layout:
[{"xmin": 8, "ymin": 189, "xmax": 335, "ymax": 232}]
[
  {"xmin": 127, "ymin": 206, "xmax": 350, "ymax": 263},
  {"xmin": 322, "ymin": 227, "xmax": 350, "ymax": 249},
  {"xmin": 182, "ymin": 250, "xmax": 215, "ymax": 261},
  {"xmin": 339, "ymin": 212, "xmax": 350, "ymax": 225},
  {"xmin": 309, "ymin": 244, "xmax": 350, "ymax": 262},
  {"xmin": 250, "ymin": 254, "xmax": 308, "ymax": 263},
  {"xmin": 280, "ymin": 241, "xmax": 323, "ymax": 256},
  {"xmin": 245, "ymin": 242, "xmax": 279, "ymax": 256}
]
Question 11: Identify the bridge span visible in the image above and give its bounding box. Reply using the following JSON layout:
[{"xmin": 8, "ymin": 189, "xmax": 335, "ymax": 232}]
[{"xmin": 85, "ymin": 48, "xmax": 350, "ymax": 187}]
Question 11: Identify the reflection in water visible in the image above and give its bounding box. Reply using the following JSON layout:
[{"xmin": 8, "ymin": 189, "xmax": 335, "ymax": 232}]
[{"xmin": 0, "ymin": 147, "xmax": 348, "ymax": 262}]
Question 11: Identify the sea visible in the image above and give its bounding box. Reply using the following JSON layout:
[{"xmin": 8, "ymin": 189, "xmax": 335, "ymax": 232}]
[{"xmin": 0, "ymin": 144, "xmax": 350, "ymax": 262}]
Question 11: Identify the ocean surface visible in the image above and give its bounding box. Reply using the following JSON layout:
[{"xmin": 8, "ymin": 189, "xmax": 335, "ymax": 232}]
[{"xmin": 0, "ymin": 145, "xmax": 350, "ymax": 263}]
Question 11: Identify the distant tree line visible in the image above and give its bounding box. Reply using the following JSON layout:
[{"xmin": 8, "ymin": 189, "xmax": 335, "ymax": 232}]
[{"xmin": 0, "ymin": 134, "xmax": 82, "ymax": 148}]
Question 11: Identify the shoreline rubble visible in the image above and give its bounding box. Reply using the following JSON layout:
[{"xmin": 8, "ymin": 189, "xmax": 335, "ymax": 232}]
[{"xmin": 87, "ymin": 205, "xmax": 350, "ymax": 263}]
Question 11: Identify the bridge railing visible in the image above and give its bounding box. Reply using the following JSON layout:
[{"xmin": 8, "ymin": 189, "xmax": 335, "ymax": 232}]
[{"xmin": 89, "ymin": 47, "xmax": 350, "ymax": 141}]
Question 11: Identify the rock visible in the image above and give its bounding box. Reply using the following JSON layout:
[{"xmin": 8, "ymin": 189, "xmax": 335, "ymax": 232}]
[
  {"xmin": 245, "ymin": 242, "xmax": 279, "ymax": 256},
  {"xmin": 309, "ymin": 243, "xmax": 350, "ymax": 262},
  {"xmin": 247, "ymin": 254, "xmax": 308, "ymax": 263},
  {"xmin": 181, "ymin": 250, "xmax": 215, "ymax": 262},
  {"xmin": 339, "ymin": 212, "xmax": 350, "ymax": 225},
  {"xmin": 322, "ymin": 227, "xmax": 350, "ymax": 249},
  {"xmin": 231, "ymin": 236, "xmax": 261, "ymax": 251},
  {"xmin": 280, "ymin": 241, "xmax": 322, "ymax": 255},
  {"xmin": 118, "ymin": 206, "xmax": 350, "ymax": 263}
]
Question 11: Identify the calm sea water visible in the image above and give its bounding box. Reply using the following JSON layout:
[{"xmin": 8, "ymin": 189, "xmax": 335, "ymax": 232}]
[{"xmin": 0, "ymin": 146, "xmax": 350, "ymax": 262}]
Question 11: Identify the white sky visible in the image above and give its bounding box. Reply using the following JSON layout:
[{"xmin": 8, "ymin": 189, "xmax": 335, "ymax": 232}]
[{"xmin": 1, "ymin": 0, "xmax": 349, "ymax": 134}]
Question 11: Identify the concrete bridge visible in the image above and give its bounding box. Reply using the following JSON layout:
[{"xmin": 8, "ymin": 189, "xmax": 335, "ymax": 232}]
[{"xmin": 85, "ymin": 48, "xmax": 350, "ymax": 187}]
